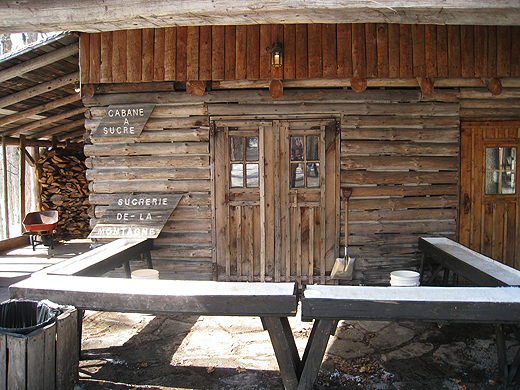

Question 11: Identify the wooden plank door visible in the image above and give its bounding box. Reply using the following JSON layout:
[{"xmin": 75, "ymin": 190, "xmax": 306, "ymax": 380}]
[
  {"xmin": 460, "ymin": 121, "xmax": 520, "ymax": 270},
  {"xmin": 213, "ymin": 119, "xmax": 339, "ymax": 284}
]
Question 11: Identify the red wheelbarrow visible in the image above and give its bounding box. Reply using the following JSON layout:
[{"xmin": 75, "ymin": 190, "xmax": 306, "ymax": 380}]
[{"xmin": 23, "ymin": 210, "xmax": 58, "ymax": 251}]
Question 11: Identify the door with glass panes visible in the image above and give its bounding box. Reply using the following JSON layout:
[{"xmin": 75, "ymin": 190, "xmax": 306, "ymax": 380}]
[
  {"xmin": 460, "ymin": 121, "xmax": 519, "ymax": 269},
  {"xmin": 212, "ymin": 119, "xmax": 339, "ymax": 283}
]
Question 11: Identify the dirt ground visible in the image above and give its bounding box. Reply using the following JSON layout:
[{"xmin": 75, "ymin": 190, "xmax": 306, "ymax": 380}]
[{"xmin": 75, "ymin": 309, "xmax": 520, "ymax": 390}]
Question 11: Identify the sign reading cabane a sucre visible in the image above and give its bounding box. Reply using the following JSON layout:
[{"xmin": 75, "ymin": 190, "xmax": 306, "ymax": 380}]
[
  {"xmin": 88, "ymin": 193, "xmax": 182, "ymax": 239},
  {"xmin": 92, "ymin": 104, "xmax": 155, "ymax": 139}
]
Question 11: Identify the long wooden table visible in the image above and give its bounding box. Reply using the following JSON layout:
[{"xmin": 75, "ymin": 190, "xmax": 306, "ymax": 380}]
[
  {"xmin": 419, "ymin": 237, "xmax": 520, "ymax": 287},
  {"xmin": 9, "ymin": 275, "xmax": 305, "ymax": 390},
  {"xmin": 300, "ymin": 284, "xmax": 520, "ymax": 388}
]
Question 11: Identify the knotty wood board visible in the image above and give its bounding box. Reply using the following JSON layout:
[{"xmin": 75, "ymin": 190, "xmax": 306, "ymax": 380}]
[{"xmin": 10, "ymin": 276, "xmax": 298, "ymax": 317}]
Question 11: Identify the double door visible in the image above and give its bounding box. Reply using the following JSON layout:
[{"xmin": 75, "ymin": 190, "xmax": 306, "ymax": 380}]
[{"xmin": 213, "ymin": 119, "xmax": 339, "ymax": 283}]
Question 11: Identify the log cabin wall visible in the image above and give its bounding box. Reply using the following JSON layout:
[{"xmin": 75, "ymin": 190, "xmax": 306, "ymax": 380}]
[
  {"xmin": 83, "ymin": 89, "xmax": 460, "ymax": 284},
  {"xmin": 80, "ymin": 24, "xmax": 520, "ymax": 284}
]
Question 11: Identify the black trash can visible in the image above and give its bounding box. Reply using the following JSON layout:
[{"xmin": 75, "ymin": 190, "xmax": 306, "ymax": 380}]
[{"xmin": 0, "ymin": 300, "xmax": 59, "ymax": 335}]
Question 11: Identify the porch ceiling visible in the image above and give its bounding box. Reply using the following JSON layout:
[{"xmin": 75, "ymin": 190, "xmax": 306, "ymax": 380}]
[
  {"xmin": 0, "ymin": 33, "xmax": 83, "ymax": 147},
  {"xmin": 0, "ymin": 1, "xmax": 519, "ymax": 34}
]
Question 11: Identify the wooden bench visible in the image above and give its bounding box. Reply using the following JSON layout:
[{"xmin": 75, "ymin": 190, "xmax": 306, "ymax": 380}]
[
  {"xmin": 300, "ymin": 285, "xmax": 520, "ymax": 388},
  {"xmin": 419, "ymin": 237, "xmax": 520, "ymax": 287},
  {"xmin": 36, "ymin": 238, "xmax": 153, "ymax": 278},
  {"xmin": 9, "ymin": 275, "xmax": 303, "ymax": 390}
]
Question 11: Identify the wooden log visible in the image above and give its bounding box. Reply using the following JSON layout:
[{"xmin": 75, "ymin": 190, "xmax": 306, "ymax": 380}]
[
  {"xmin": 269, "ymin": 79, "xmax": 283, "ymax": 99},
  {"xmin": 186, "ymin": 80, "xmax": 206, "ymax": 96},
  {"xmin": 350, "ymin": 77, "xmax": 367, "ymax": 92},
  {"xmin": 488, "ymin": 77, "xmax": 503, "ymax": 95},
  {"xmin": 420, "ymin": 77, "xmax": 435, "ymax": 95},
  {"xmin": 84, "ymin": 142, "xmax": 209, "ymax": 157},
  {"xmin": 342, "ymin": 156, "xmax": 458, "ymax": 170},
  {"xmin": 86, "ymin": 166, "xmax": 210, "ymax": 181},
  {"xmin": 348, "ymin": 195, "xmax": 458, "ymax": 210},
  {"xmin": 90, "ymin": 179, "xmax": 210, "ymax": 193},
  {"xmin": 0, "ymin": 42, "xmax": 79, "ymax": 84},
  {"xmin": 0, "ymin": 72, "xmax": 79, "ymax": 110},
  {"xmin": 341, "ymin": 140, "xmax": 458, "ymax": 156}
]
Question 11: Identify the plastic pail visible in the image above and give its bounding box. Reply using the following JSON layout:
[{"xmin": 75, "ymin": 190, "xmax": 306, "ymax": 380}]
[
  {"xmin": 131, "ymin": 269, "xmax": 159, "ymax": 280},
  {"xmin": 390, "ymin": 270, "xmax": 420, "ymax": 287}
]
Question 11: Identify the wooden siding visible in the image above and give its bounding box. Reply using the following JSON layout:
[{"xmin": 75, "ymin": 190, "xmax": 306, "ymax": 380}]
[
  {"xmin": 84, "ymin": 104, "xmax": 212, "ymax": 280},
  {"xmin": 80, "ymin": 24, "xmax": 520, "ymax": 85},
  {"xmin": 83, "ymin": 88, "xmax": 460, "ymax": 284}
]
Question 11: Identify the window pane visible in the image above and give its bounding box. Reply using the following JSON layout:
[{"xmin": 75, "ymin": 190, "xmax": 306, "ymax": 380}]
[
  {"xmin": 246, "ymin": 137, "xmax": 258, "ymax": 161},
  {"xmin": 246, "ymin": 163, "xmax": 259, "ymax": 187},
  {"xmin": 307, "ymin": 163, "xmax": 319, "ymax": 187},
  {"xmin": 292, "ymin": 163, "xmax": 304, "ymax": 187},
  {"xmin": 291, "ymin": 137, "xmax": 304, "ymax": 161},
  {"xmin": 231, "ymin": 163, "xmax": 243, "ymax": 187},
  {"xmin": 485, "ymin": 172, "xmax": 499, "ymax": 194},
  {"xmin": 502, "ymin": 172, "xmax": 515, "ymax": 194},
  {"xmin": 502, "ymin": 147, "xmax": 516, "ymax": 170},
  {"xmin": 230, "ymin": 138, "xmax": 243, "ymax": 161},
  {"xmin": 486, "ymin": 148, "xmax": 499, "ymax": 170},
  {"xmin": 307, "ymin": 136, "xmax": 319, "ymax": 161}
]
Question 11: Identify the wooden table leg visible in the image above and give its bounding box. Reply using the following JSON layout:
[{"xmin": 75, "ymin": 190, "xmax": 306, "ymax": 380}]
[
  {"xmin": 297, "ymin": 319, "xmax": 335, "ymax": 390},
  {"xmin": 262, "ymin": 316, "xmax": 300, "ymax": 390}
]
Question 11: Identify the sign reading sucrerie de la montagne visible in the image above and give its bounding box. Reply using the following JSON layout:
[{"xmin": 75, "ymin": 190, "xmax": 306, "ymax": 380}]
[
  {"xmin": 92, "ymin": 104, "xmax": 155, "ymax": 139},
  {"xmin": 88, "ymin": 193, "xmax": 182, "ymax": 239}
]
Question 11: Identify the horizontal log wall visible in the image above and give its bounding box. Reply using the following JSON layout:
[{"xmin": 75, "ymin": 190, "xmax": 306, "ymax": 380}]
[
  {"xmin": 84, "ymin": 103, "xmax": 213, "ymax": 280},
  {"xmin": 341, "ymin": 94, "xmax": 460, "ymax": 285},
  {"xmin": 83, "ymin": 87, "xmax": 461, "ymax": 284},
  {"xmin": 80, "ymin": 24, "xmax": 520, "ymax": 84}
]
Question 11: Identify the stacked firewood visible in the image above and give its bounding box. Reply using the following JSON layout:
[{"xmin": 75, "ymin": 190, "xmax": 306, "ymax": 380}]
[{"xmin": 36, "ymin": 147, "xmax": 90, "ymax": 240}]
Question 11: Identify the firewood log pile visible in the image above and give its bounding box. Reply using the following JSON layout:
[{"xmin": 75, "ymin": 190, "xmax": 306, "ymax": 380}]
[{"xmin": 36, "ymin": 147, "xmax": 90, "ymax": 240}]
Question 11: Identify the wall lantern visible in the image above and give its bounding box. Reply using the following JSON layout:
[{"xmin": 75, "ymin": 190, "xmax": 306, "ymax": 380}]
[{"xmin": 270, "ymin": 39, "xmax": 283, "ymax": 67}]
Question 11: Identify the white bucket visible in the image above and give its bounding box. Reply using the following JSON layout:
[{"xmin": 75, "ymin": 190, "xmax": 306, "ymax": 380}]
[
  {"xmin": 131, "ymin": 269, "xmax": 159, "ymax": 280},
  {"xmin": 390, "ymin": 270, "xmax": 420, "ymax": 287}
]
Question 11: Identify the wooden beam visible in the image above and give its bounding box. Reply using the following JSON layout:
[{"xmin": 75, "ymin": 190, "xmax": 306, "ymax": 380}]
[
  {"xmin": 0, "ymin": 136, "xmax": 65, "ymax": 147},
  {"xmin": 18, "ymin": 136, "xmax": 25, "ymax": 235},
  {"xmin": 31, "ymin": 118, "xmax": 85, "ymax": 140},
  {"xmin": 0, "ymin": 72, "xmax": 79, "ymax": 110},
  {"xmin": 1, "ymin": 138, "xmax": 9, "ymax": 238},
  {"xmin": 1, "ymin": 2, "xmax": 520, "ymax": 33},
  {"xmin": 0, "ymin": 93, "xmax": 81, "ymax": 128},
  {"xmin": 0, "ymin": 43, "xmax": 78, "ymax": 84},
  {"xmin": 3, "ymin": 107, "xmax": 87, "ymax": 137}
]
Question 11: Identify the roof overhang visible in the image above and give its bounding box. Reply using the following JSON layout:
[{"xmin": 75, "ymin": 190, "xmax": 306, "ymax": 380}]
[{"xmin": 1, "ymin": 0, "xmax": 520, "ymax": 33}]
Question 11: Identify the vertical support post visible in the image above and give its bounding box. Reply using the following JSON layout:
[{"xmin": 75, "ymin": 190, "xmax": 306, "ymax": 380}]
[
  {"xmin": 298, "ymin": 319, "xmax": 335, "ymax": 390},
  {"xmin": 262, "ymin": 316, "xmax": 300, "ymax": 390},
  {"xmin": 495, "ymin": 324, "xmax": 509, "ymax": 383},
  {"xmin": 19, "ymin": 135, "xmax": 26, "ymax": 235},
  {"xmin": 1, "ymin": 137, "xmax": 9, "ymax": 238}
]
